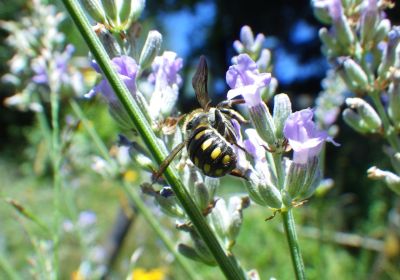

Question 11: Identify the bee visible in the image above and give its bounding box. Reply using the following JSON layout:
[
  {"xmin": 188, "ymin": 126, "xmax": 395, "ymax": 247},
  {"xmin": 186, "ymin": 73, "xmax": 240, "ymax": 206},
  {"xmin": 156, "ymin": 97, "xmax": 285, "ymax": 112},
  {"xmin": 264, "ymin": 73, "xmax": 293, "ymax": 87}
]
[{"xmin": 155, "ymin": 56, "xmax": 246, "ymax": 179}]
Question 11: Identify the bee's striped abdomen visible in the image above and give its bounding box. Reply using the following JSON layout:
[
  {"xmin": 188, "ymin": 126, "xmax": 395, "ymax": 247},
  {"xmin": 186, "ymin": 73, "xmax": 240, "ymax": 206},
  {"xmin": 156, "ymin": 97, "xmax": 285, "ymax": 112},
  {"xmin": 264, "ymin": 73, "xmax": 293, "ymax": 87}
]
[{"xmin": 187, "ymin": 125, "xmax": 237, "ymax": 177}]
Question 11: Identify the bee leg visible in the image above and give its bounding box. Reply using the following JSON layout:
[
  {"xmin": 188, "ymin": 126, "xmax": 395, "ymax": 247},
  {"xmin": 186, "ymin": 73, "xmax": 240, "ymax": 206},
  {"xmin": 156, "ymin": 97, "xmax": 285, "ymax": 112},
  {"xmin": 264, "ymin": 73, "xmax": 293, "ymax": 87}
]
[
  {"xmin": 229, "ymin": 168, "xmax": 246, "ymax": 179},
  {"xmin": 153, "ymin": 141, "xmax": 186, "ymax": 182},
  {"xmin": 233, "ymin": 142, "xmax": 247, "ymax": 153},
  {"xmin": 217, "ymin": 99, "xmax": 246, "ymax": 108}
]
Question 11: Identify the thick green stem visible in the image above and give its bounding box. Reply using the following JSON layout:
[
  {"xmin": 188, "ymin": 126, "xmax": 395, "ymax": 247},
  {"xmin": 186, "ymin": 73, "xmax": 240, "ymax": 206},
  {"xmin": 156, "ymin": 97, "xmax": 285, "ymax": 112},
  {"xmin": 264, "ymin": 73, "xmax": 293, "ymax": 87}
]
[
  {"xmin": 61, "ymin": 1, "xmax": 245, "ymax": 278},
  {"xmin": 282, "ymin": 210, "xmax": 306, "ymax": 280}
]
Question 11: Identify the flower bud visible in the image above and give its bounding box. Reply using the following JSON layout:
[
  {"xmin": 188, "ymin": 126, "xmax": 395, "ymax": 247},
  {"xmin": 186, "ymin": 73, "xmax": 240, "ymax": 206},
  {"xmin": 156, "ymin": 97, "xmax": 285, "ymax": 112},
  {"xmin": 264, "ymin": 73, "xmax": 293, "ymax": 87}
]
[
  {"xmin": 260, "ymin": 77, "xmax": 278, "ymax": 102},
  {"xmin": 333, "ymin": 13, "xmax": 355, "ymax": 49},
  {"xmin": 342, "ymin": 58, "xmax": 369, "ymax": 90},
  {"xmin": 177, "ymin": 243, "xmax": 215, "ymax": 266},
  {"xmin": 81, "ymin": 0, "xmax": 107, "ymax": 24},
  {"xmin": 360, "ymin": 0, "xmax": 379, "ymax": 46},
  {"xmin": 258, "ymin": 181, "xmax": 283, "ymax": 209},
  {"xmin": 244, "ymin": 169, "xmax": 282, "ymax": 208},
  {"xmin": 204, "ymin": 177, "xmax": 218, "ymax": 200},
  {"xmin": 368, "ymin": 166, "xmax": 400, "ymax": 195},
  {"xmin": 119, "ymin": 0, "xmax": 145, "ymax": 29},
  {"xmin": 373, "ymin": 19, "xmax": 391, "ymax": 44},
  {"xmin": 343, "ymin": 108, "xmax": 370, "ymax": 133},
  {"xmin": 383, "ymin": 146, "xmax": 400, "ymax": 175},
  {"xmin": 284, "ymin": 157, "xmax": 321, "ymax": 201},
  {"xmin": 233, "ymin": 40, "xmax": 244, "ymax": 54},
  {"xmin": 256, "ymin": 49, "xmax": 271, "ymax": 73},
  {"xmin": 319, "ymin": 28, "xmax": 339, "ymax": 58},
  {"xmin": 251, "ymin": 34, "xmax": 265, "ymax": 56},
  {"xmin": 194, "ymin": 181, "xmax": 211, "ymax": 212},
  {"xmin": 240, "ymin": 25, "xmax": 254, "ymax": 50},
  {"xmin": 273, "ymin": 93, "xmax": 292, "ymax": 141},
  {"xmin": 311, "ymin": 0, "xmax": 332, "ymax": 25},
  {"xmin": 101, "ymin": 0, "xmax": 118, "ymax": 25},
  {"xmin": 284, "ymin": 161, "xmax": 307, "ymax": 200},
  {"xmin": 249, "ymin": 102, "xmax": 277, "ymax": 150},
  {"xmin": 345, "ymin": 97, "xmax": 382, "ymax": 132},
  {"xmin": 139, "ymin": 30, "xmax": 162, "ymax": 70},
  {"xmin": 151, "ymin": 186, "xmax": 185, "ymax": 218},
  {"xmin": 226, "ymin": 197, "xmax": 249, "ymax": 245},
  {"xmin": 378, "ymin": 27, "xmax": 400, "ymax": 78},
  {"xmin": 95, "ymin": 26, "xmax": 121, "ymax": 58},
  {"xmin": 314, "ymin": 178, "xmax": 334, "ymax": 197},
  {"xmin": 388, "ymin": 79, "xmax": 400, "ymax": 128},
  {"xmin": 300, "ymin": 157, "xmax": 321, "ymax": 199}
]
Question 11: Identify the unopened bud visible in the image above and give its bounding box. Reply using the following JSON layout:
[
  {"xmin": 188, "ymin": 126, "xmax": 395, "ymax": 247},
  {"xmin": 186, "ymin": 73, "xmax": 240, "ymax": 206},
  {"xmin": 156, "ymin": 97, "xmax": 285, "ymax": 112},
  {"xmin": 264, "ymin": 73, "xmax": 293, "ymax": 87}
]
[
  {"xmin": 178, "ymin": 243, "xmax": 215, "ymax": 266},
  {"xmin": 342, "ymin": 58, "xmax": 369, "ymax": 90},
  {"xmin": 101, "ymin": 0, "xmax": 118, "ymax": 24},
  {"xmin": 139, "ymin": 30, "xmax": 162, "ymax": 70},
  {"xmin": 81, "ymin": 0, "xmax": 107, "ymax": 24},
  {"xmin": 368, "ymin": 166, "xmax": 400, "ymax": 195},
  {"xmin": 383, "ymin": 146, "xmax": 400, "ymax": 175},
  {"xmin": 360, "ymin": 1, "xmax": 379, "ymax": 46},
  {"xmin": 251, "ymin": 33, "xmax": 265, "ymax": 56},
  {"xmin": 373, "ymin": 19, "xmax": 391, "ymax": 44},
  {"xmin": 319, "ymin": 28, "xmax": 339, "ymax": 58},
  {"xmin": 194, "ymin": 181, "xmax": 210, "ymax": 212},
  {"xmin": 249, "ymin": 102, "xmax": 277, "ymax": 150},
  {"xmin": 257, "ymin": 49, "xmax": 271, "ymax": 73},
  {"xmin": 388, "ymin": 79, "xmax": 400, "ymax": 129},
  {"xmin": 154, "ymin": 187, "xmax": 185, "ymax": 218},
  {"xmin": 240, "ymin": 25, "xmax": 254, "ymax": 50},
  {"xmin": 343, "ymin": 108, "xmax": 370, "ymax": 133},
  {"xmin": 334, "ymin": 13, "xmax": 355, "ymax": 49},
  {"xmin": 345, "ymin": 97, "xmax": 382, "ymax": 132},
  {"xmin": 95, "ymin": 26, "xmax": 121, "ymax": 58},
  {"xmin": 119, "ymin": 0, "xmax": 145, "ymax": 29},
  {"xmin": 284, "ymin": 157, "xmax": 321, "ymax": 202},
  {"xmin": 273, "ymin": 93, "xmax": 292, "ymax": 141},
  {"xmin": 311, "ymin": 0, "xmax": 332, "ymax": 24},
  {"xmin": 378, "ymin": 26, "xmax": 400, "ymax": 78}
]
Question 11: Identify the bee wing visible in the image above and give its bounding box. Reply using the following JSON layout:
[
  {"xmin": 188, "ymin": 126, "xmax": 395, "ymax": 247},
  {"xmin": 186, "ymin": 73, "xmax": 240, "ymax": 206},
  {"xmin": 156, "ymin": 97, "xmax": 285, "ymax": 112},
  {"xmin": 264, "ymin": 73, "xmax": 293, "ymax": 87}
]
[{"xmin": 192, "ymin": 55, "xmax": 211, "ymax": 111}]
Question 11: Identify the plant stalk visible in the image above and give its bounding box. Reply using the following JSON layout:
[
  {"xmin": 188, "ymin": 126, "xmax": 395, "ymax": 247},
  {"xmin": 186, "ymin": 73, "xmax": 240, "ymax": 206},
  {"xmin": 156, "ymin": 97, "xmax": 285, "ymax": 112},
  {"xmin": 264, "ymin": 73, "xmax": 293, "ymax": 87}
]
[
  {"xmin": 61, "ymin": 2, "xmax": 245, "ymax": 278},
  {"xmin": 272, "ymin": 153, "xmax": 306, "ymax": 279},
  {"xmin": 282, "ymin": 209, "xmax": 306, "ymax": 280}
]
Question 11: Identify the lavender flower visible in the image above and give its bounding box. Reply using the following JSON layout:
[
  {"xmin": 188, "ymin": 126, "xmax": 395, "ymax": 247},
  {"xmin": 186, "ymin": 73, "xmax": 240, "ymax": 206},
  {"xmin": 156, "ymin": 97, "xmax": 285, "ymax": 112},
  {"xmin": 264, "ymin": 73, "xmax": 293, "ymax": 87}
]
[
  {"xmin": 148, "ymin": 51, "xmax": 183, "ymax": 87},
  {"xmin": 226, "ymin": 54, "xmax": 271, "ymax": 107},
  {"xmin": 86, "ymin": 55, "xmax": 138, "ymax": 129},
  {"xmin": 87, "ymin": 55, "xmax": 138, "ymax": 99},
  {"xmin": 148, "ymin": 51, "xmax": 183, "ymax": 120},
  {"xmin": 284, "ymin": 108, "xmax": 337, "ymax": 164}
]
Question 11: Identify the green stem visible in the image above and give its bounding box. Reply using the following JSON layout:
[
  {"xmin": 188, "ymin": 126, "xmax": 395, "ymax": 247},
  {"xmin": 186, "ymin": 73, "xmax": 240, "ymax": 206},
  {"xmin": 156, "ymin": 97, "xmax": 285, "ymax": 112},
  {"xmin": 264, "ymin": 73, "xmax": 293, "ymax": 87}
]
[
  {"xmin": 122, "ymin": 183, "xmax": 200, "ymax": 280},
  {"xmin": 71, "ymin": 100, "xmax": 198, "ymax": 279},
  {"xmin": 281, "ymin": 210, "xmax": 306, "ymax": 280},
  {"xmin": 272, "ymin": 153, "xmax": 284, "ymax": 189},
  {"xmin": 61, "ymin": 1, "xmax": 246, "ymax": 279},
  {"xmin": 50, "ymin": 89, "xmax": 61, "ymax": 278},
  {"xmin": 272, "ymin": 153, "xmax": 306, "ymax": 279},
  {"xmin": 370, "ymin": 91, "xmax": 400, "ymax": 152}
]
